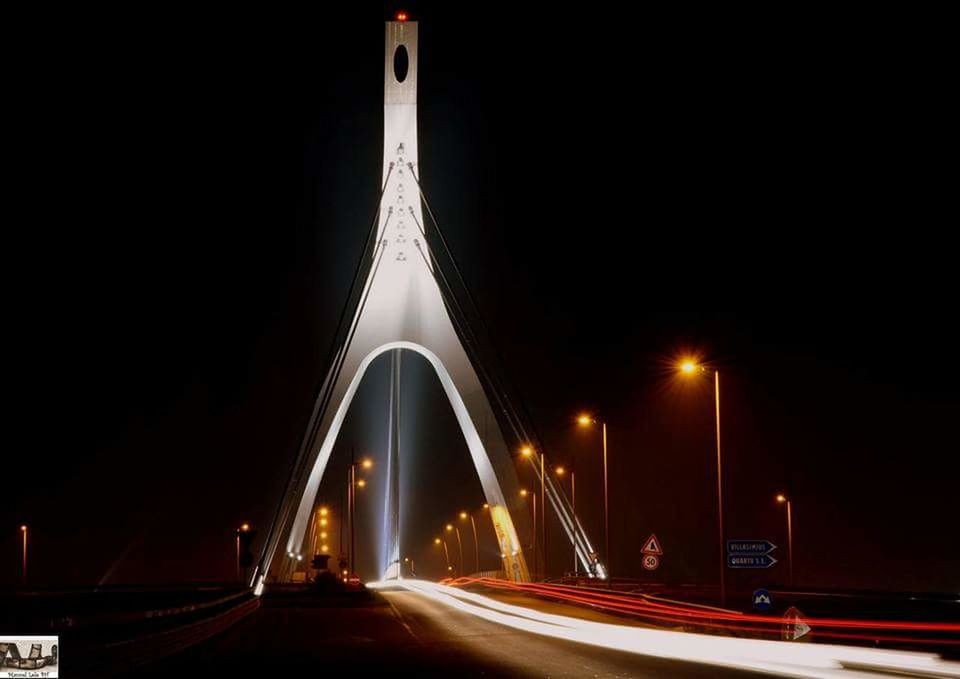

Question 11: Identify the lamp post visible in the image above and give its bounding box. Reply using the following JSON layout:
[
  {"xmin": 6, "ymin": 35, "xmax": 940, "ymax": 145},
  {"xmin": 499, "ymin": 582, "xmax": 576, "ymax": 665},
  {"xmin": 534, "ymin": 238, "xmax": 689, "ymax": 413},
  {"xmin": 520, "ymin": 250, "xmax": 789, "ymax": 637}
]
[
  {"xmin": 348, "ymin": 451, "xmax": 373, "ymax": 577},
  {"xmin": 236, "ymin": 523, "xmax": 250, "ymax": 582},
  {"xmin": 434, "ymin": 537, "xmax": 451, "ymax": 575},
  {"xmin": 678, "ymin": 359, "xmax": 725, "ymax": 605},
  {"xmin": 446, "ymin": 523, "xmax": 463, "ymax": 577},
  {"xmin": 776, "ymin": 494, "xmax": 794, "ymax": 586},
  {"xmin": 403, "ymin": 556, "xmax": 415, "ymax": 578},
  {"xmin": 555, "ymin": 465, "xmax": 577, "ymax": 577},
  {"xmin": 577, "ymin": 414, "xmax": 609, "ymax": 577},
  {"xmin": 20, "ymin": 525, "xmax": 28, "ymax": 586},
  {"xmin": 520, "ymin": 489, "xmax": 537, "ymax": 578},
  {"xmin": 461, "ymin": 511, "xmax": 480, "ymax": 575}
]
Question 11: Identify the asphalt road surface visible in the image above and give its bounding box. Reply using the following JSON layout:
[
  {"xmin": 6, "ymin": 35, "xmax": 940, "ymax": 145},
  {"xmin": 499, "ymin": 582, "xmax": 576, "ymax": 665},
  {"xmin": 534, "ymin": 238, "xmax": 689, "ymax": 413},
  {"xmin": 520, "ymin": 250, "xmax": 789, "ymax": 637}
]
[{"xmin": 131, "ymin": 587, "xmax": 757, "ymax": 678}]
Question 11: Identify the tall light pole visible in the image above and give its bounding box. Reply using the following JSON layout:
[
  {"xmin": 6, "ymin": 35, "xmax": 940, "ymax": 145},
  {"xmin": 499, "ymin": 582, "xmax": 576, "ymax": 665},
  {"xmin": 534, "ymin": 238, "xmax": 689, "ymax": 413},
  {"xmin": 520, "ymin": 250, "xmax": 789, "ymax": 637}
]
[
  {"xmin": 679, "ymin": 359, "xmax": 725, "ymax": 605},
  {"xmin": 20, "ymin": 525, "xmax": 28, "ymax": 586},
  {"xmin": 555, "ymin": 465, "xmax": 576, "ymax": 577},
  {"xmin": 403, "ymin": 556, "xmax": 415, "ymax": 577},
  {"xmin": 521, "ymin": 445, "xmax": 546, "ymax": 578},
  {"xmin": 348, "ymin": 452, "xmax": 373, "ymax": 577},
  {"xmin": 434, "ymin": 537, "xmax": 451, "ymax": 574},
  {"xmin": 461, "ymin": 511, "xmax": 479, "ymax": 574},
  {"xmin": 446, "ymin": 523, "xmax": 463, "ymax": 576},
  {"xmin": 520, "ymin": 489, "xmax": 537, "ymax": 578},
  {"xmin": 777, "ymin": 494, "xmax": 794, "ymax": 586},
  {"xmin": 236, "ymin": 523, "xmax": 250, "ymax": 582},
  {"xmin": 577, "ymin": 414, "xmax": 609, "ymax": 577}
]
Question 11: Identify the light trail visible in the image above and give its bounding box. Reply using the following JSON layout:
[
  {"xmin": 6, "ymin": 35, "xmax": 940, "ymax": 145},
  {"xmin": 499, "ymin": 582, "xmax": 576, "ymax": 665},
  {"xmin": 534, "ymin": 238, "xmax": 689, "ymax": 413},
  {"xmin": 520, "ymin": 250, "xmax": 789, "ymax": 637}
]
[
  {"xmin": 368, "ymin": 579, "xmax": 960, "ymax": 678},
  {"xmin": 444, "ymin": 577, "xmax": 960, "ymax": 643}
]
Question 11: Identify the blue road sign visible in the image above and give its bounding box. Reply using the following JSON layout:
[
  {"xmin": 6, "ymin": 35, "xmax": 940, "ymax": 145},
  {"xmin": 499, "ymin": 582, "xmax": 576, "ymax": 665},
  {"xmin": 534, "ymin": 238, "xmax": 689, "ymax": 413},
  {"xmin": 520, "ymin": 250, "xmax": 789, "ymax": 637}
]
[
  {"xmin": 727, "ymin": 554, "xmax": 778, "ymax": 569},
  {"xmin": 753, "ymin": 588, "xmax": 773, "ymax": 611},
  {"xmin": 727, "ymin": 539, "xmax": 777, "ymax": 555}
]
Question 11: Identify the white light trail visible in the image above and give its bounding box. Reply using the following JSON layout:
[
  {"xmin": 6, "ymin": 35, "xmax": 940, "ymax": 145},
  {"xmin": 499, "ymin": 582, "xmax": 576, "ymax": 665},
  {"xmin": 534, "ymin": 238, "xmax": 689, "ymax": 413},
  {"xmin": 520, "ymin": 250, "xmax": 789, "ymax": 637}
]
[{"xmin": 367, "ymin": 580, "xmax": 960, "ymax": 678}]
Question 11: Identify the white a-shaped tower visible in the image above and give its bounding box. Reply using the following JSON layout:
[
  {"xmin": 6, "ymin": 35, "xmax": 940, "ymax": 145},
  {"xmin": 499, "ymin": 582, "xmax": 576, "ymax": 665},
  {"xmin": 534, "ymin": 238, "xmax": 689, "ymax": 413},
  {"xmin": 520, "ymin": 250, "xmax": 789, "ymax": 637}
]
[{"xmin": 253, "ymin": 18, "xmax": 535, "ymax": 589}]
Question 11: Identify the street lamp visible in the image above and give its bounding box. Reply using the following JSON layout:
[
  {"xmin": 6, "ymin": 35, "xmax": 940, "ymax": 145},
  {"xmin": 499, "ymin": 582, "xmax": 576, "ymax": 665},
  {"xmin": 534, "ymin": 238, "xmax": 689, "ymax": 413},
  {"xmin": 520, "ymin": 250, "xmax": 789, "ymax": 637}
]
[
  {"xmin": 577, "ymin": 413, "xmax": 609, "ymax": 577},
  {"xmin": 446, "ymin": 523, "xmax": 463, "ymax": 576},
  {"xmin": 435, "ymin": 537, "xmax": 451, "ymax": 574},
  {"xmin": 403, "ymin": 556, "xmax": 415, "ymax": 577},
  {"xmin": 461, "ymin": 511, "xmax": 480, "ymax": 574},
  {"xmin": 348, "ymin": 453, "xmax": 373, "ymax": 577},
  {"xmin": 521, "ymin": 445, "xmax": 548, "ymax": 579},
  {"xmin": 19, "ymin": 525, "xmax": 28, "ymax": 586},
  {"xmin": 520, "ymin": 489, "xmax": 537, "ymax": 578},
  {"xmin": 555, "ymin": 465, "xmax": 577, "ymax": 577},
  {"xmin": 236, "ymin": 522, "xmax": 251, "ymax": 581},
  {"xmin": 777, "ymin": 494, "xmax": 794, "ymax": 586},
  {"xmin": 678, "ymin": 358, "xmax": 725, "ymax": 605}
]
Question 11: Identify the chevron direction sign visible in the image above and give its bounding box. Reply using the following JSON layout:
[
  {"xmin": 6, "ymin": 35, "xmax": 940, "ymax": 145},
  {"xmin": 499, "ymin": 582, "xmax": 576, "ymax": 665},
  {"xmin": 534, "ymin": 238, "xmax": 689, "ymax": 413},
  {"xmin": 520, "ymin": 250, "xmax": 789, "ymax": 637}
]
[{"xmin": 727, "ymin": 540, "xmax": 778, "ymax": 569}]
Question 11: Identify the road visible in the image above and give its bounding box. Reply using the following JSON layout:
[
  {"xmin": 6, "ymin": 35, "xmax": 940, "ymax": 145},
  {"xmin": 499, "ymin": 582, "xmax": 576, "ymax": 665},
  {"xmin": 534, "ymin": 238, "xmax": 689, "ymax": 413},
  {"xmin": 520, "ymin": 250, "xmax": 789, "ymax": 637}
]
[
  {"xmin": 131, "ymin": 587, "xmax": 752, "ymax": 678},
  {"xmin": 131, "ymin": 581, "xmax": 960, "ymax": 678}
]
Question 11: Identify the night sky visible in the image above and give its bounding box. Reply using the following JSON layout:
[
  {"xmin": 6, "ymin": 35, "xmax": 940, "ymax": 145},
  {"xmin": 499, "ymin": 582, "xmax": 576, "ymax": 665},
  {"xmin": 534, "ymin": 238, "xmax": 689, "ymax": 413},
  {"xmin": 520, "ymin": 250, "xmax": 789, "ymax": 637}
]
[{"xmin": 6, "ymin": 5, "xmax": 957, "ymax": 593}]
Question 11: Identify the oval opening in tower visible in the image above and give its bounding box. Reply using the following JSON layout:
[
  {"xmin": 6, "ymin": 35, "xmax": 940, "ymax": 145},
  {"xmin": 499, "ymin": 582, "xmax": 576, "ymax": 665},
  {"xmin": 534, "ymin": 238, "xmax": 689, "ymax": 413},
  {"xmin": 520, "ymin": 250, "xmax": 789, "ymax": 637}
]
[{"xmin": 394, "ymin": 45, "xmax": 409, "ymax": 83}]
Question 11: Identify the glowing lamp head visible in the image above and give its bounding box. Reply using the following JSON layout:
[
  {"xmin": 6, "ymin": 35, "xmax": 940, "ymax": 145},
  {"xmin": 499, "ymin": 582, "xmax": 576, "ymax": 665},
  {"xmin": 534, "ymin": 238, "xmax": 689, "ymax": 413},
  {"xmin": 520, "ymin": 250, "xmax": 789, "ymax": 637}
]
[
  {"xmin": 357, "ymin": 479, "xmax": 366, "ymax": 488},
  {"xmin": 679, "ymin": 359, "xmax": 699, "ymax": 375},
  {"xmin": 459, "ymin": 511, "xmax": 468, "ymax": 520},
  {"xmin": 20, "ymin": 525, "xmax": 27, "ymax": 532},
  {"xmin": 577, "ymin": 414, "xmax": 593, "ymax": 427},
  {"xmin": 319, "ymin": 507, "xmax": 328, "ymax": 517},
  {"xmin": 555, "ymin": 466, "xmax": 565, "ymax": 476},
  {"xmin": 240, "ymin": 523, "xmax": 250, "ymax": 532},
  {"xmin": 321, "ymin": 544, "xmax": 329, "ymax": 552},
  {"xmin": 362, "ymin": 459, "xmax": 373, "ymax": 470},
  {"xmin": 434, "ymin": 537, "xmax": 442, "ymax": 545},
  {"xmin": 395, "ymin": 10, "xmax": 408, "ymax": 22},
  {"xmin": 519, "ymin": 489, "xmax": 528, "ymax": 497},
  {"xmin": 776, "ymin": 493, "xmax": 787, "ymax": 503},
  {"xmin": 448, "ymin": 565, "xmax": 453, "ymax": 571},
  {"xmin": 446, "ymin": 524, "xmax": 453, "ymax": 531},
  {"xmin": 482, "ymin": 503, "xmax": 489, "ymax": 510},
  {"xmin": 404, "ymin": 557, "xmax": 409, "ymax": 562},
  {"xmin": 520, "ymin": 446, "xmax": 532, "ymax": 457}
]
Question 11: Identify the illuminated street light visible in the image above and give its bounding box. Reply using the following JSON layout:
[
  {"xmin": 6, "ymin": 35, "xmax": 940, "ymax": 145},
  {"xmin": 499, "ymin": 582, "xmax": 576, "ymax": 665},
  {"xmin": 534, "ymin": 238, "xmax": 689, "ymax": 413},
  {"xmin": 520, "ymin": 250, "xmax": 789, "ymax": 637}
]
[
  {"xmin": 240, "ymin": 523, "xmax": 250, "ymax": 532},
  {"xmin": 576, "ymin": 412, "xmax": 609, "ymax": 578},
  {"xmin": 19, "ymin": 524, "xmax": 28, "ymax": 586},
  {"xmin": 357, "ymin": 479, "xmax": 366, "ymax": 488},
  {"xmin": 434, "ymin": 537, "xmax": 442, "ymax": 545},
  {"xmin": 678, "ymin": 357, "xmax": 725, "ymax": 605},
  {"xmin": 362, "ymin": 459, "xmax": 373, "ymax": 470},
  {"xmin": 520, "ymin": 446, "xmax": 532, "ymax": 457},
  {"xmin": 777, "ymin": 493, "xmax": 794, "ymax": 586},
  {"xmin": 482, "ymin": 503, "xmax": 489, "ymax": 510},
  {"xmin": 460, "ymin": 511, "xmax": 480, "ymax": 574},
  {"xmin": 519, "ymin": 489, "xmax": 528, "ymax": 497},
  {"xmin": 555, "ymin": 466, "xmax": 565, "ymax": 476},
  {"xmin": 319, "ymin": 507, "xmax": 329, "ymax": 517}
]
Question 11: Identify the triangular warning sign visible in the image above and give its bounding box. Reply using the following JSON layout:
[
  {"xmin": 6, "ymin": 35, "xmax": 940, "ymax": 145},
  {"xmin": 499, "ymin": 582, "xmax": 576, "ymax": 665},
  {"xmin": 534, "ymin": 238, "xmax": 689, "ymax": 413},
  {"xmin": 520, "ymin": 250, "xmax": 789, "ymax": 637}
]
[
  {"xmin": 641, "ymin": 534, "xmax": 663, "ymax": 555},
  {"xmin": 781, "ymin": 606, "xmax": 812, "ymax": 641}
]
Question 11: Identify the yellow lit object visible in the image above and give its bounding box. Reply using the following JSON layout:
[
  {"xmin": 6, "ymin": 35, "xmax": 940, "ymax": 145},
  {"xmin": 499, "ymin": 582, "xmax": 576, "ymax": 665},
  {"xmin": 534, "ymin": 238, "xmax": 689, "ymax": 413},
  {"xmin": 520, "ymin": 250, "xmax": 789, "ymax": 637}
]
[
  {"xmin": 240, "ymin": 523, "xmax": 250, "ymax": 532},
  {"xmin": 446, "ymin": 524, "xmax": 453, "ymax": 531},
  {"xmin": 362, "ymin": 459, "xmax": 373, "ymax": 469},
  {"xmin": 20, "ymin": 525, "xmax": 27, "ymax": 532},
  {"xmin": 776, "ymin": 494, "xmax": 787, "ymax": 503},
  {"xmin": 321, "ymin": 544, "xmax": 329, "ymax": 552},
  {"xmin": 434, "ymin": 537, "xmax": 442, "ymax": 545},
  {"xmin": 520, "ymin": 446, "xmax": 532, "ymax": 457},
  {"xmin": 519, "ymin": 489, "xmax": 528, "ymax": 497},
  {"xmin": 447, "ymin": 565, "xmax": 453, "ymax": 571},
  {"xmin": 555, "ymin": 466, "xmax": 565, "ymax": 476},
  {"xmin": 319, "ymin": 507, "xmax": 329, "ymax": 517},
  {"xmin": 459, "ymin": 511, "xmax": 468, "ymax": 519},
  {"xmin": 577, "ymin": 414, "xmax": 593, "ymax": 426},
  {"xmin": 320, "ymin": 532, "xmax": 328, "ymax": 539},
  {"xmin": 320, "ymin": 518, "xmax": 328, "ymax": 526},
  {"xmin": 482, "ymin": 503, "xmax": 489, "ymax": 510},
  {"xmin": 358, "ymin": 479, "xmax": 366, "ymax": 488}
]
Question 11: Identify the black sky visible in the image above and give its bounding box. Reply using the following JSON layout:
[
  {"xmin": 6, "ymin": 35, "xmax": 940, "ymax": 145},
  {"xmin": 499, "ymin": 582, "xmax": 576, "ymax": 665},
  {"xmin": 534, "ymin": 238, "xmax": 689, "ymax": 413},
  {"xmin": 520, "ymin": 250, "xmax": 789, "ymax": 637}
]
[{"xmin": 6, "ymin": 5, "xmax": 957, "ymax": 592}]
